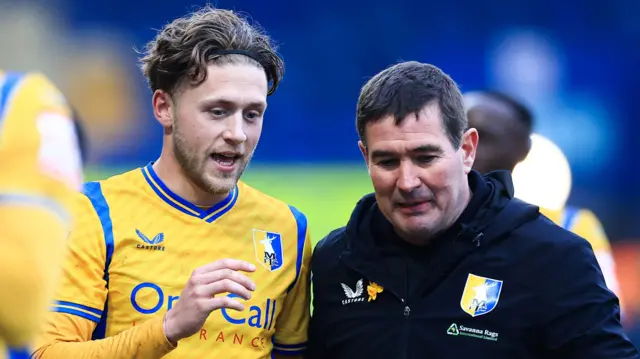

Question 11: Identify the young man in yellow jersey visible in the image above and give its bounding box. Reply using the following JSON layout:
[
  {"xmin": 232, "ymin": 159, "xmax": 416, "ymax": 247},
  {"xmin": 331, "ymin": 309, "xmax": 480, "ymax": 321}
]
[
  {"xmin": 0, "ymin": 70, "xmax": 86, "ymax": 358},
  {"xmin": 464, "ymin": 90, "xmax": 621, "ymax": 296},
  {"xmin": 32, "ymin": 6, "xmax": 311, "ymax": 359}
]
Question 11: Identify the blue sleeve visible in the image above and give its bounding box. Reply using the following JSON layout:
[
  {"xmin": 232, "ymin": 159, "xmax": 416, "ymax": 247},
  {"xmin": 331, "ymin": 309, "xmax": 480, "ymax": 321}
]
[{"xmin": 542, "ymin": 235, "xmax": 638, "ymax": 358}]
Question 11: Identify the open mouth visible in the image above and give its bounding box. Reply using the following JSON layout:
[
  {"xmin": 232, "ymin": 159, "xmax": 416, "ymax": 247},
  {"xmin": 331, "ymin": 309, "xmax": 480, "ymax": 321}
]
[{"xmin": 211, "ymin": 153, "xmax": 240, "ymax": 168}]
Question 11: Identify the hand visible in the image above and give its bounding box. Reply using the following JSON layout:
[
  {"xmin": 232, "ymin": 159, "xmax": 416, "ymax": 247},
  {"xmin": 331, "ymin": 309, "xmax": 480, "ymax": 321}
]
[{"xmin": 163, "ymin": 259, "xmax": 256, "ymax": 343}]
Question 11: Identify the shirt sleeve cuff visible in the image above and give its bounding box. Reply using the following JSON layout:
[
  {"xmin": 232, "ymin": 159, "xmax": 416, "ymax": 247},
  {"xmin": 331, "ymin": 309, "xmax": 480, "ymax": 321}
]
[
  {"xmin": 272, "ymin": 341, "xmax": 307, "ymax": 355},
  {"xmin": 150, "ymin": 315, "xmax": 178, "ymax": 352}
]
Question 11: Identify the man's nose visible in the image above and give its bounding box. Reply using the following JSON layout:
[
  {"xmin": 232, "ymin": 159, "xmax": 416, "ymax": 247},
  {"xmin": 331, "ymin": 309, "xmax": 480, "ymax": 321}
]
[
  {"xmin": 222, "ymin": 112, "xmax": 248, "ymax": 144},
  {"xmin": 396, "ymin": 161, "xmax": 422, "ymax": 192}
]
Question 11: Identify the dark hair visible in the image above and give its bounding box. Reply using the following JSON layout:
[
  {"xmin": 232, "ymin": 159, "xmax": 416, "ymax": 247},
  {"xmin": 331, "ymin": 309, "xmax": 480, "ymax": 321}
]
[
  {"xmin": 71, "ymin": 108, "xmax": 88, "ymax": 165},
  {"xmin": 480, "ymin": 90, "xmax": 534, "ymax": 131},
  {"xmin": 139, "ymin": 5, "xmax": 284, "ymax": 96},
  {"xmin": 356, "ymin": 61, "xmax": 466, "ymax": 148}
]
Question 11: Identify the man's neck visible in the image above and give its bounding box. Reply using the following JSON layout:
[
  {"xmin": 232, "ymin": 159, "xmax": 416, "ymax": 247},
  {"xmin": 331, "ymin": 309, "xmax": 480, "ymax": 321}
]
[{"xmin": 152, "ymin": 156, "xmax": 229, "ymax": 208}]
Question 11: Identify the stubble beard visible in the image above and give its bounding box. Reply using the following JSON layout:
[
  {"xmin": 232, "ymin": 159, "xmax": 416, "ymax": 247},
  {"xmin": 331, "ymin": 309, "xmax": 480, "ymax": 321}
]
[{"xmin": 172, "ymin": 123, "xmax": 252, "ymax": 197}]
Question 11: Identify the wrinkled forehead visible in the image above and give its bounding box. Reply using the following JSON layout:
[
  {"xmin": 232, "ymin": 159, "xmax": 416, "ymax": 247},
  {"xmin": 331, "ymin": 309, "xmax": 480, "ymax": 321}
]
[{"xmin": 365, "ymin": 107, "xmax": 452, "ymax": 154}]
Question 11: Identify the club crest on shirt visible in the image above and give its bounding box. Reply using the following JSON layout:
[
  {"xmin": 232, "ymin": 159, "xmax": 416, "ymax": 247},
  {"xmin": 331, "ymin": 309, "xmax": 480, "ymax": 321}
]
[
  {"xmin": 460, "ymin": 273, "xmax": 503, "ymax": 317},
  {"xmin": 252, "ymin": 229, "xmax": 284, "ymax": 272}
]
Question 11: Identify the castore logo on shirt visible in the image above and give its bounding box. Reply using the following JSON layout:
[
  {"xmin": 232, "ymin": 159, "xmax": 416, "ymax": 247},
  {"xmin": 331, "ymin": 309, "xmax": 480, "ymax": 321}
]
[{"xmin": 135, "ymin": 229, "xmax": 165, "ymax": 251}]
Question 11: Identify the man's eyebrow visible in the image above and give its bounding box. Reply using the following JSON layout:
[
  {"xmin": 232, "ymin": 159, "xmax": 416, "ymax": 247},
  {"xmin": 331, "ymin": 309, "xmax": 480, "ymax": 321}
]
[
  {"xmin": 370, "ymin": 145, "xmax": 443, "ymax": 159},
  {"xmin": 202, "ymin": 97, "xmax": 267, "ymax": 110},
  {"xmin": 410, "ymin": 144, "xmax": 443, "ymax": 154},
  {"xmin": 370, "ymin": 150, "xmax": 396, "ymax": 159}
]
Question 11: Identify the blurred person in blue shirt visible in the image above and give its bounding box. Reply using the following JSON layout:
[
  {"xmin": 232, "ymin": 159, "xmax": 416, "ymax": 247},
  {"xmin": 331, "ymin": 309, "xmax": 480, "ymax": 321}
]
[{"xmin": 464, "ymin": 90, "xmax": 622, "ymax": 300}]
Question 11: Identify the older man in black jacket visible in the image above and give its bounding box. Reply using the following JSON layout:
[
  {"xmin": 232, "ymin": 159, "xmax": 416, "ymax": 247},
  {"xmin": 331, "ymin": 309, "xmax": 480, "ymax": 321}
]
[{"xmin": 306, "ymin": 61, "xmax": 637, "ymax": 359}]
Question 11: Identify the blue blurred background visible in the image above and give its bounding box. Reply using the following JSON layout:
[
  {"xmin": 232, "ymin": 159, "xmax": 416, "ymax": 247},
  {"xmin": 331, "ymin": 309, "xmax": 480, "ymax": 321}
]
[{"xmin": 3, "ymin": 0, "xmax": 639, "ymax": 343}]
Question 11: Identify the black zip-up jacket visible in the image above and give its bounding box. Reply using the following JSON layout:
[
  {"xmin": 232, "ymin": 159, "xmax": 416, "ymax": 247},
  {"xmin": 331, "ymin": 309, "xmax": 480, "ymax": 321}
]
[{"xmin": 307, "ymin": 170, "xmax": 638, "ymax": 359}]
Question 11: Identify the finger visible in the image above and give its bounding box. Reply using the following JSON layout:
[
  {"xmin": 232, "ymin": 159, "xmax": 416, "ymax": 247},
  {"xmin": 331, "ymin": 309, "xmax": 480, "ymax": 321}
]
[
  {"xmin": 198, "ymin": 279, "xmax": 253, "ymax": 300},
  {"xmin": 194, "ymin": 259, "xmax": 256, "ymax": 275},
  {"xmin": 195, "ymin": 268, "xmax": 256, "ymax": 291},
  {"xmin": 202, "ymin": 296, "xmax": 245, "ymax": 312}
]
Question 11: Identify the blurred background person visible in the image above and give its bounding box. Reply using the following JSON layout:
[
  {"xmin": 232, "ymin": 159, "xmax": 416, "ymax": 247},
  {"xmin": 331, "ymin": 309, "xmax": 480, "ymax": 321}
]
[
  {"xmin": 465, "ymin": 90, "xmax": 622, "ymax": 300},
  {"xmin": 0, "ymin": 69, "xmax": 86, "ymax": 359},
  {"xmin": 463, "ymin": 91, "xmax": 533, "ymax": 175},
  {"xmin": 512, "ymin": 134, "xmax": 621, "ymax": 295},
  {"xmin": 0, "ymin": 0, "xmax": 637, "ymax": 348}
]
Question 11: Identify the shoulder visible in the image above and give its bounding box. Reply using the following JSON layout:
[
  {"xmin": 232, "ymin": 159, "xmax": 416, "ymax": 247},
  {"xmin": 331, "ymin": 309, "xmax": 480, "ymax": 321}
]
[
  {"xmin": 538, "ymin": 206, "xmax": 563, "ymax": 224},
  {"xmin": 66, "ymin": 184, "xmax": 110, "ymax": 249},
  {"xmin": 567, "ymin": 207, "xmax": 611, "ymax": 251},
  {"xmin": 516, "ymin": 214, "xmax": 621, "ymax": 334},
  {"xmin": 68, "ymin": 170, "xmax": 146, "ymax": 249},
  {"xmin": 8, "ymin": 71, "xmax": 71, "ymax": 115},
  {"xmin": 512, "ymin": 213, "xmax": 593, "ymax": 259},
  {"xmin": 315, "ymin": 227, "xmax": 348, "ymax": 252},
  {"xmin": 88, "ymin": 168, "xmax": 146, "ymax": 195},
  {"xmin": 311, "ymin": 227, "xmax": 348, "ymax": 269},
  {"xmin": 237, "ymin": 180, "xmax": 309, "ymax": 225},
  {"xmin": 509, "ymin": 215, "xmax": 603, "ymax": 291},
  {"xmin": 77, "ymin": 169, "xmax": 144, "ymax": 214}
]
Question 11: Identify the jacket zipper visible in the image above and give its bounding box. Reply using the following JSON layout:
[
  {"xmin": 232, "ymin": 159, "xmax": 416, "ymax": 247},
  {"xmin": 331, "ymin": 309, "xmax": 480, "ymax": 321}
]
[
  {"xmin": 401, "ymin": 261, "xmax": 410, "ymax": 359},
  {"xmin": 342, "ymin": 260, "xmax": 411, "ymax": 356}
]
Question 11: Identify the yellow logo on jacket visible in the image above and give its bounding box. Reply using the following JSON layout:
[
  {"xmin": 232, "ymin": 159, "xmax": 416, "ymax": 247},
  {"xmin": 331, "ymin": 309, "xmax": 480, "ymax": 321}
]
[
  {"xmin": 460, "ymin": 274, "xmax": 503, "ymax": 317},
  {"xmin": 367, "ymin": 282, "xmax": 383, "ymax": 302}
]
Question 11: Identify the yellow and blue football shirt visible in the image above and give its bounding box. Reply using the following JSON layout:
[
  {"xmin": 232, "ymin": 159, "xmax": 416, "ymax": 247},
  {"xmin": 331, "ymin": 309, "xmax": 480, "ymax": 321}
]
[
  {"xmin": 0, "ymin": 70, "xmax": 83, "ymax": 359},
  {"xmin": 540, "ymin": 206, "xmax": 620, "ymax": 296},
  {"xmin": 34, "ymin": 163, "xmax": 311, "ymax": 359}
]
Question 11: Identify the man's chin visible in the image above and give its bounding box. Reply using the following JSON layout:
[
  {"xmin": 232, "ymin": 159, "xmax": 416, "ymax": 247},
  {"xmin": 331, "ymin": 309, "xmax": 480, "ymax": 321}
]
[
  {"xmin": 203, "ymin": 174, "xmax": 239, "ymax": 194},
  {"xmin": 202, "ymin": 158, "xmax": 249, "ymax": 193},
  {"xmin": 392, "ymin": 218, "xmax": 439, "ymax": 243},
  {"xmin": 204, "ymin": 171, "xmax": 240, "ymax": 194}
]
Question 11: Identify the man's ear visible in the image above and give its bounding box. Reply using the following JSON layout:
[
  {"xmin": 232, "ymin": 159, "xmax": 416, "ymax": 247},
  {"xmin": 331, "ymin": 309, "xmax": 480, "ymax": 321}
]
[
  {"xmin": 152, "ymin": 90, "xmax": 174, "ymax": 129},
  {"xmin": 358, "ymin": 140, "xmax": 370, "ymax": 174},
  {"xmin": 460, "ymin": 128, "xmax": 479, "ymax": 174}
]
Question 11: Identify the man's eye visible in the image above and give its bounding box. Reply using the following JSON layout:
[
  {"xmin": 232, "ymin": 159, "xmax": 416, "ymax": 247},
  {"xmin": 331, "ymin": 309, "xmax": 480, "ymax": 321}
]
[
  {"xmin": 378, "ymin": 159, "xmax": 398, "ymax": 168},
  {"xmin": 210, "ymin": 109, "xmax": 227, "ymax": 117},
  {"xmin": 245, "ymin": 111, "xmax": 261, "ymax": 121},
  {"xmin": 417, "ymin": 156, "xmax": 436, "ymax": 163}
]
